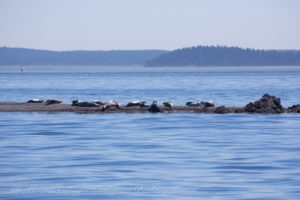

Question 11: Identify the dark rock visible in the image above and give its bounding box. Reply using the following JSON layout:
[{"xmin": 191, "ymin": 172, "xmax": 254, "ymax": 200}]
[
  {"xmin": 232, "ymin": 107, "xmax": 245, "ymax": 113},
  {"xmin": 244, "ymin": 94, "xmax": 285, "ymax": 113},
  {"xmin": 149, "ymin": 101, "xmax": 161, "ymax": 113},
  {"xmin": 215, "ymin": 106, "xmax": 231, "ymax": 114},
  {"xmin": 287, "ymin": 104, "xmax": 300, "ymax": 113}
]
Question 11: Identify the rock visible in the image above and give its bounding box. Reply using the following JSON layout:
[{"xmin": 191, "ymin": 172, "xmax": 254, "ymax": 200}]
[
  {"xmin": 287, "ymin": 104, "xmax": 300, "ymax": 113},
  {"xmin": 244, "ymin": 94, "xmax": 285, "ymax": 113},
  {"xmin": 74, "ymin": 101, "xmax": 99, "ymax": 107},
  {"xmin": 149, "ymin": 101, "xmax": 161, "ymax": 113},
  {"xmin": 45, "ymin": 99, "xmax": 63, "ymax": 105},
  {"xmin": 26, "ymin": 99, "xmax": 44, "ymax": 103},
  {"xmin": 215, "ymin": 106, "xmax": 231, "ymax": 114}
]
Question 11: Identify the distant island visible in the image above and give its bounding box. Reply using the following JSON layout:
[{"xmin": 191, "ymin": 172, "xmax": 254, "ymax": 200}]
[
  {"xmin": 145, "ymin": 46, "xmax": 300, "ymax": 67},
  {"xmin": 1, "ymin": 46, "xmax": 300, "ymax": 66},
  {"xmin": 0, "ymin": 47, "xmax": 167, "ymax": 66}
]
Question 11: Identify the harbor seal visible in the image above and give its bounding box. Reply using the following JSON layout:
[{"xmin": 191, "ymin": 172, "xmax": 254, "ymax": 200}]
[
  {"xmin": 101, "ymin": 100, "xmax": 120, "ymax": 111},
  {"xmin": 72, "ymin": 99, "xmax": 99, "ymax": 107},
  {"xmin": 45, "ymin": 99, "xmax": 63, "ymax": 105},
  {"xmin": 26, "ymin": 99, "xmax": 44, "ymax": 103},
  {"xmin": 186, "ymin": 102, "xmax": 201, "ymax": 106},
  {"xmin": 127, "ymin": 100, "xmax": 146, "ymax": 107},
  {"xmin": 72, "ymin": 99, "xmax": 79, "ymax": 106},
  {"xmin": 163, "ymin": 101, "xmax": 174, "ymax": 108},
  {"xmin": 205, "ymin": 100, "xmax": 214, "ymax": 107},
  {"xmin": 92, "ymin": 100, "xmax": 104, "ymax": 105},
  {"xmin": 149, "ymin": 101, "xmax": 161, "ymax": 113}
]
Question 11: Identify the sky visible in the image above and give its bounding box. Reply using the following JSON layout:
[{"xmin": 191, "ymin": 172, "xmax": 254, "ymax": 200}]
[{"xmin": 0, "ymin": 0, "xmax": 299, "ymax": 51}]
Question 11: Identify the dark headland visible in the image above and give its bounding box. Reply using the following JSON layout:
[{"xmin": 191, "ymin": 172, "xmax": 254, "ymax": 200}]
[
  {"xmin": 145, "ymin": 46, "xmax": 300, "ymax": 67},
  {"xmin": 1, "ymin": 94, "xmax": 300, "ymax": 114}
]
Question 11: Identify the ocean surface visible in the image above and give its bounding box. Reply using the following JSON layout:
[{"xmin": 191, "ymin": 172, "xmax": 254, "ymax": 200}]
[{"xmin": 1, "ymin": 66, "xmax": 300, "ymax": 199}]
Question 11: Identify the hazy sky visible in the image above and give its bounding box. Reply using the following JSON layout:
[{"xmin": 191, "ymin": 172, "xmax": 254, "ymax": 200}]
[{"xmin": 0, "ymin": 0, "xmax": 299, "ymax": 50}]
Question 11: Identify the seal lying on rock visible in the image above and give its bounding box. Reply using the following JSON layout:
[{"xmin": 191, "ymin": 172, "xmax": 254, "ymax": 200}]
[
  {"xmin": 244, "ymin": 93, "xmax": 285, "ymax": 113},
  {"xmin": 204, "ymin": 100, "xmax": 214, "ymax": 107},
  {"xmin": 72, "ymin": 99, "xmax": 79, "ymax": 106},
  {"xmin": 45, "ymin": 99, "xmax": 63, "ymax": 105},
  {"xmin": 186, "ymin": 100, "xmax": 214, "ymax": 107},
  {"xmin": 26, "ymin": 99, "xmax": 44, "ymax": 103},
  {"xmin": 127, "ymin": 100, "xmax": 147, "ymax": 107},
  {"xmin": 72, "ymin": 99, "xmax": 99, "ymax": 107},
  {"xmin": 149, "ymin": 101, "xmax": 161, "ymax": 113},
  {"xmin": 163, "ymin": 102, "xmax": 174, "ymax": 108},
  {"xmin": 92, "ymin": 100, "xmax": 104, "ymax": 105},
  {"xmin": 186, "ymin": 102, "xmax": 201, "ymax": 106},
  {"xmin": 102, "ymin": 100, "xmax": 120, "ymax": 111}
]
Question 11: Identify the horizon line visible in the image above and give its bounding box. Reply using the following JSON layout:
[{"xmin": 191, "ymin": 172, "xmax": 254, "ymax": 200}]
[{"xmin": 1, "ymin": 45, "xmax": 300, "ymax": 52}]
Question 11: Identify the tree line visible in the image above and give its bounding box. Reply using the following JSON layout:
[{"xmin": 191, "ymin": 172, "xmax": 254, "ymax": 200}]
[{"xmin": 144, "ymin": 46, "xmax": 300, "ymax": 67}]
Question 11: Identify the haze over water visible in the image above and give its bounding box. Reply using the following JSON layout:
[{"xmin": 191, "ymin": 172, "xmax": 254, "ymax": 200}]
[{"xmin": 1, "ymin": 66, "xmax": 300, "ymax": 199}]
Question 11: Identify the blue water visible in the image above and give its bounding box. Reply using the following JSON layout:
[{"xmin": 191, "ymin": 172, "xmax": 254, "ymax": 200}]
[{"xmin": 1, "ymin": 66, "xmax": 300, "ymax": 199}]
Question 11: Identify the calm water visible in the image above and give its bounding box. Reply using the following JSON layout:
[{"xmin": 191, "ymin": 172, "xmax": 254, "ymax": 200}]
[{"xmin": 1, "ymin": 66, "xmax": 300, "ymax": 199}]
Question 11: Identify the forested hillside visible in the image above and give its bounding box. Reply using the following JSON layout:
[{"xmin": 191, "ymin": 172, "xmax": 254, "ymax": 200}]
[
  {"xmin": 145, "ymin": 46, "xmax": 300, "ymax": 67},
  {"xmin": 0, "ymin": 47, "xmax": 167, "ymax": 66}
]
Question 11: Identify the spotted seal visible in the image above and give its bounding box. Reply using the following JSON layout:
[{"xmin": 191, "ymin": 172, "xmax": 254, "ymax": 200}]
[
  {"xmin": 26, "ymin": 99, "xmax": 44, "ymax": 103},
  {"xmin": 92, "ymin": 100, "xmax": 104, "ymax": 105},
  {"xmin": 45, "ymin": 99, "xmax": 63, "ymax": 105},
  {"xmin": 127, "ymin": 100, "xmax": 147, "ymax": 107},
  {"xmin": 163, "ymin": 101, "xmax": 174, "ymax": 108},
  {"xmin": 101, "ymin": 100, "xmax": 120, "ymax": 111},
  {"xmin": 204, "ymin": 100, "xmax": 214, "ymax": 107},
  {"xmin": 72, "ymin": 99, "xmax": 99, "ymax": 107},
  {"xmin": 186, "ymin": 102, "xmax": 201, "ymax": 106}
]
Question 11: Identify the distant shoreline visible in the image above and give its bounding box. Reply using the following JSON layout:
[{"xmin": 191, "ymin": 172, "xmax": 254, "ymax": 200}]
[{"xmin": 1, "ymin": 46, "xmax": 300, "ymax": 67}]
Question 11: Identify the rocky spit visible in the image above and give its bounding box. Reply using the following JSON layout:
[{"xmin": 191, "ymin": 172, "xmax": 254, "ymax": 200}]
[{"xmin": 0, "ymin": 94, "xmax": 300, "ymax": 114}]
